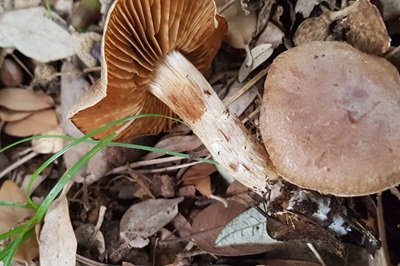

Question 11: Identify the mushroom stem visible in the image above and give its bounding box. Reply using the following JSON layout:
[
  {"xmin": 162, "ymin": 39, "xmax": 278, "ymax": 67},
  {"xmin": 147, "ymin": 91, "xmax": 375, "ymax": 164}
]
[{"xmin": 149, "ymin": 51, "xmax": 278, "ymax": 194}]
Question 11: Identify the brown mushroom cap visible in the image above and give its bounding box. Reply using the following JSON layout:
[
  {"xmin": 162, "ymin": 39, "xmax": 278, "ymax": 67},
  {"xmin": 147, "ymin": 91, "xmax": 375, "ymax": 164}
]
[
  {"xmin": 260, "ymin": 41, "xmax": 400, "ymax": 196},
  {"xmin": 70, "ymin": 0, "xmax": 227, "ymax": 140}
]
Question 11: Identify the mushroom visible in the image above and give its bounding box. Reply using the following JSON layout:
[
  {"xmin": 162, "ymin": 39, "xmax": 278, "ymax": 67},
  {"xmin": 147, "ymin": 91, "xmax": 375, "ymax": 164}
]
[
  {"xmin": 260, "ymin": 41, "xmax": 400, "ymax": 196},
  {"xmin": 70, "ymin": 0, "xmax": 278, "ymax": 193}
]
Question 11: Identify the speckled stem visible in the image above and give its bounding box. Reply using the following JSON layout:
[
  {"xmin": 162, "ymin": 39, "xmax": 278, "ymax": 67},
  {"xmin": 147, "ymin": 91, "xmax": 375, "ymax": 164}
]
[{"xmin": 149, "ymin": 51, "xmax": 278, "ymax": 195}]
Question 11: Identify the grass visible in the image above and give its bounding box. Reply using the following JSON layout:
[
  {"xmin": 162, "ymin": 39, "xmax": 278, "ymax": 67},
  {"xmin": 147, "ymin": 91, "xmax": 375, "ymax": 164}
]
[{"xmin": 0, "ymin": 114, "xmax": 216, "ymax": 265}]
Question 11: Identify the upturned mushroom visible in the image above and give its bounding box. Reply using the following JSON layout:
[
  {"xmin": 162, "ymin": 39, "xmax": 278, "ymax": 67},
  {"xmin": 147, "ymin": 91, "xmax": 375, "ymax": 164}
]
[
  {"xmin": 260, "ymin": 41, "xmax": 400, "ymax": 196},
  {"xmin": 70, "ymin": 0, "xmax": 278, "ymax": 193}
]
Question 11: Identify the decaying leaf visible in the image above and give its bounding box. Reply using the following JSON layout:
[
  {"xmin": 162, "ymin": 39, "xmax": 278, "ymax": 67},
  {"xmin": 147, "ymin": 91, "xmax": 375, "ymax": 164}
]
[
  {"xmin": 344, "ymin": 0, "xmax": 390, "ymax": 55},
  {"xmin": 182, "ymin": 163, "xmax": 217, "ymax": 197},
  {"xmin": 75, "ymin": 224, "xmax": 105, "ymax": 255},
  {"xmin": 225, "ymin": 81, "xmax": 259, "ymax": 117},
  {"xmin": 215, "ymin": 206, "xmax": 281, "ymax": 247},
  {"xmin": 39, "ymin": 196, "xmax": 77, "ymax": 266},
  {"xmin": 254, "ymin": 0, "xmax": 275, "ymax": 37},
  {"xmin": 143, "ymin": 135, "xmax": 203, "ymax": 160},
  {"xmin": 381, "ymin": 0, "xmax": 400, "ymax": 20},
  {"xmin": 0, "ymin": 7, "xmax": 77, "ymax": 62},
  {"xmin": 255, "ymin": 22, "xmax": 284, "ymax": 49},
  {"xmin": 0, "ymin": 88, "xmax": 54, "ymax": 111},
  {"xmin": 295, "ymin": 0, "xmax": 325, "ymax": 17},
  {"xmin": 0, "ymin": 109, "xmax": 32, "ymax": 122},
  {"xmin": 4, "ymin": 109, "xmax": 58, "ymax": 137},
  {"xmin": 120, "ymin": 197, "xmax": 184, "ymax": 248},
  {"xmin": 192, "ymin": 200, "xmax": 277, "ymax": 256},
  {"xmin": 0, "ymin": 180, "xmax": 38, "ymax": 263},
  {"xmin": 238, "ymin": 44, "xmax": 273, "ymax": 82}
]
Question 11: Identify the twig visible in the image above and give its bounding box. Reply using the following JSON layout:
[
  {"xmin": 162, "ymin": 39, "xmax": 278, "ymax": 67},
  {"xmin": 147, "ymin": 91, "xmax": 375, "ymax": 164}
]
[
  {"xmin": 223, "ymin": 67, "xmax": 269, "ymax": 107},
  {"xmin": 0, "ymin": 151, "xmax": 39, "ymax": 179},
  {"xmin": 132, "ymin": 160, "xmax": 203, "ymax": 174},
  {"xmin": 107, "ymin": 155, "xmax": 183, "ymax": 175},
  {"xmin": 389, "ymin": 187, "xmax": 400, "ymax": 201},
  {"xmin": 10, "ymin": 53, "xmax": 33, "ymax": 78},
  {"xmin": 376, "ymin": 194, "xmax": 391, "ymax": 266},
  {"xmin": 241, "ymin": 106, "xmax": 260, "ymax": 124},
  {"xmin": 306, "ymin": 243, "xmax": 327, "ymax": 266},
  {"xmin": 385, "ymin": 46, "xmax": 400, "ymax": 60},
  {"xmin": 218, "ymin": 0, "xmax": 236, "ymax": 13}
]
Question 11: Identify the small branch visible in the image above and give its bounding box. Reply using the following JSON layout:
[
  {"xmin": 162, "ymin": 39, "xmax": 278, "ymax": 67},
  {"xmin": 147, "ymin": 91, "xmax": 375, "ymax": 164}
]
[
  {"xmin": 376, "ymin": 194, "xmax": 391, "ymax": 266},
  {"xmin": 223, "ymin": 67, "xmax": 269, "ymax": 107},
  {"xmin": 306, "ymin": 243, "xmax": 327, "ymax": 266},
  {"xmin": 0, "ymin": 151, "xmax": 39, "ymax": 179}
]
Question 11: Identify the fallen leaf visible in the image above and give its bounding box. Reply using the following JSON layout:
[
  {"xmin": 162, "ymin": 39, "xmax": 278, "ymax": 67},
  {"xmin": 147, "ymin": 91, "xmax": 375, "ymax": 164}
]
[
  {"xmin": 192, "ymin": 200, "xmax": 277, "ymax": 256},
  {"xmin": 4, "ymin": 109, "xmax": 58, "ymax": 137},
  {"xmin": 120, "ymin": 197, "xmax": 184, "ymax": 248},
  {"xmin": 215, "ymin": 206, "xmax": 281, "ymax": 247},
  {"xmin": 39, "ymin": 195, "xmax": 77, "ymax": 266},
  {"xmin": 31, "ymin": 127, "xmax": 64, "ymax": 154},
  {"xmin": 143, "ymin": 135, "xmax": 203, "ymax": 160},
  {"xmin": 0, "ymin": 180, "xmax": 38, "ymax": 263},
  {"xmin": 295, "ymin": 0, "xmax": 325, "ymax": 17},
  {"xmin": 255, "ymin": 22, "xmax": 285, "ymax": 49},
  {"xmin": 182, "ymin": 163, "xmax": 217, "ymax": 197},
  {"xmin": 0, "ymin": 7, "xmax": 77, "ymax": 62},
  {"xmin": 254, "ymin": 0, "xmax": 275, "ymax": 37},
  {"xmin": 344, "ymin": 0, "xmax": 391, "ymax": 55},
  {"xmin": 0, "ymin": 108, "xmax": 32, "ymax": 122},
  {"xmin": 381, "ymin": 0, "xmax": 400, "ymax": 20},
  {"xmin": 59, "ymin": 62, "xmax": 111, "ymax": 184},
  {"xmin": 0, "ymin": 88, "xmax": 54, "ymax": 111},
  {"xmin": 171, "ymin": 213, "xmax": 192, "ymax": 238},
  {"xmin": 238, "ymin": 44, "xmax": 274, "ymax": 82},
  {"xmin": 75, "ymin": 224, "xmax": 105, "ymax": 255}
]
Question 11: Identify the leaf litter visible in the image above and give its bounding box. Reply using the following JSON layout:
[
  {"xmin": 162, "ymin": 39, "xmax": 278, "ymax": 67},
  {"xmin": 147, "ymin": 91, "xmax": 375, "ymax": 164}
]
[{"xmin": 0, "ymin": 0, "xmax": 400, "ymax": 265}]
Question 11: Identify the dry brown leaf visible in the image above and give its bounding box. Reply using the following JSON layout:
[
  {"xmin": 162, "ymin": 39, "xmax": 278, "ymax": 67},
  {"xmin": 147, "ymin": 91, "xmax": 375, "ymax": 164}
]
[
  {"xmin": 4, "ymin": 109, "xmax": 58, "ymax": 137},
  {"xmin": 345, "ymin": 0, "xmax": 390, "ymax": 55},
  {"xmin": 39, "ymin": 196, "xmax": 77, "ymax": 266},
  {"xmin": 182, "ymin": 163, "xmax": 217, "ymax": 197},
  {"xmin": 192, "ymin": 200, "xmax": 276, "ymax": 256},
  {"xmin": 254, "ymin": 0, "xmax": 275, "ymax": 37},
  {"xmin": 120, "ymin": 197, "xmax": 184, "ymax": 248},
  {"xmin": 143, "ymin": 135, "xmax": 203, "ymax": 160},
  {"xmin": 0, "ymin": 108, "xmax": 32, "ymax": 122},
  {"xmin": 0, "ymin": 88, "xmax": 54, "ymax": 111},
  {"xmin": 0, "ymin": 180, "xmax": 38, "ymax": 263},
  {"xmin": 256, "ymin": 22, "xmax": 284, "ymax": 49}
]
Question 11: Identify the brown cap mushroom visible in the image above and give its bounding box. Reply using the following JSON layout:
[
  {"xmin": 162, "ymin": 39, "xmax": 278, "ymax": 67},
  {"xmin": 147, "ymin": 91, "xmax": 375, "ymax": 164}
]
[
  {"xmin": 70, "ymin": 0, "xmax": 227, "ymax": 140},
  {"xmin": 260, "ymin": 41, "xmax": 400, "ymax": 196},
  {"xmin": 70, "ymin": 0, "xmax": 278, "ymax": 194}
]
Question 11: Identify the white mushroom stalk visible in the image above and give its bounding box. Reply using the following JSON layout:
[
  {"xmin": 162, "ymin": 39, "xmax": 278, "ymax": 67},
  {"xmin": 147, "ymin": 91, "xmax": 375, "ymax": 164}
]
[{"xmin": 150, "ymin": 51, "xmax": 278, "ymax": 193}]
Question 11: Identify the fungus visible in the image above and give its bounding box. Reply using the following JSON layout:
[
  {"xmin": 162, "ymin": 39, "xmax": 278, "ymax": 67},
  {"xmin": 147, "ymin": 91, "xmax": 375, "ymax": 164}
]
[
  {"xmin": 260, "ymin": 41, "xmax": 400, "ymax": 196},
  {"xmin": 70, "ymin": 0, "xmax": 277, "ymax": 193}
]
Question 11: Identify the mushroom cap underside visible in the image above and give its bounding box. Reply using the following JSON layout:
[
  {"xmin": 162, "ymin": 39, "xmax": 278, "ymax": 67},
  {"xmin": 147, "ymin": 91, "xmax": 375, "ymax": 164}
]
[
  {"xmin": 70, "ymin": 0, "xmax": 227, "ymax": 140},
  {"xmin": 261, "ymin": 41, "xmax": 400, "ymax": 196}
]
